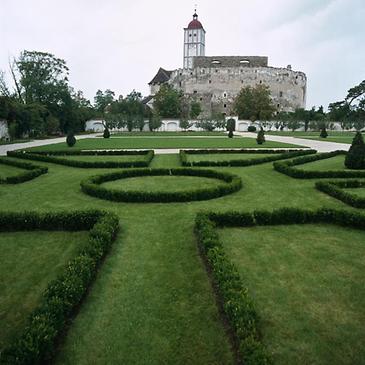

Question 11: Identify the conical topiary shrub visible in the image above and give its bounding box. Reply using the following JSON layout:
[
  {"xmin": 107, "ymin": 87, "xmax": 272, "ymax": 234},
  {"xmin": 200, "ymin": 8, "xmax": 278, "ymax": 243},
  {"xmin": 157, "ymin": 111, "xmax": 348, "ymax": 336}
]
[
  {"xmin": 256, "ymin": 127, "xmax": 265, "ymax": 145},
  {"xmin": 344, "ymin": 132, "xmax": 365, "ymax": 169},
  {"xmin": 66, "ymin": 132, "xmax": 76, "ymax": 147},
  {"xmin": 103, "ymin": 128, "xmax": 110, "ymax": 138},
  {"xmin": 320, "ymin": 127, "xmax": 328, "ymax": 138}
]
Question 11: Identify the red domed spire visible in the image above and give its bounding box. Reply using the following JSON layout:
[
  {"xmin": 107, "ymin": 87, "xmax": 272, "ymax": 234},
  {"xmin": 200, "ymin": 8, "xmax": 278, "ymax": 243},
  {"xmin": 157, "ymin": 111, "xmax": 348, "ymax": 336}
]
[{"xmin": 187, "ymin": 11, "xmax": 204, "ymax": 29}]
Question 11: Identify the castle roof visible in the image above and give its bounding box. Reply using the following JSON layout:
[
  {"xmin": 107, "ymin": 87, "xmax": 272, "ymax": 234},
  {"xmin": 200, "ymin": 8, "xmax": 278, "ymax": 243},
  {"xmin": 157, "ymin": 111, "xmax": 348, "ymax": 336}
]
[
  {"xmin": 187, "ymin": 12, "xmax": 204, "ymax": 30},
  {"xmin": 148, "ymin": 67, "xmax": 172, "ymax": 85}
]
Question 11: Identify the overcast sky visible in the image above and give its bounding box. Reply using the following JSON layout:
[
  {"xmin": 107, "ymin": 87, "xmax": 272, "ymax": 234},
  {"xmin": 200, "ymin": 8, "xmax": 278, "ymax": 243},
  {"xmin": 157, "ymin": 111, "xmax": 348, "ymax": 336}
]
[{"xmin": 1, "ymin": 0, "xmax": 364, "ymax": 109}]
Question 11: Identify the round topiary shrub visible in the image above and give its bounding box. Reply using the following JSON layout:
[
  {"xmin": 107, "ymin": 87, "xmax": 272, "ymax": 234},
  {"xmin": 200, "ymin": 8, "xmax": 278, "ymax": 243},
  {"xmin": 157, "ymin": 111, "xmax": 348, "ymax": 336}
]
[
  {"xmin": 66, "ymin": 132, "xmax": 76, "ymax": 147},
  {"xmin": 228, "ymin": 130, "xmax": 234, "ymax": 138},
  {"xmin": 256, "ymin": 128, "xmax": 265, "ymax": 145},
  {"xmin": 248, "ymin": 125, "xmax": 256, "ymax": 132},
  {"xmin": 320, "ymin": 128, "xmax": 328, "ymax": 138},
  {"xmin": 345, "ymin": 132, "xmax": 365, "ymax": 169},
  {"xmin": 103, "ymin": 128, "xmax": 110, "ymax": 138}
]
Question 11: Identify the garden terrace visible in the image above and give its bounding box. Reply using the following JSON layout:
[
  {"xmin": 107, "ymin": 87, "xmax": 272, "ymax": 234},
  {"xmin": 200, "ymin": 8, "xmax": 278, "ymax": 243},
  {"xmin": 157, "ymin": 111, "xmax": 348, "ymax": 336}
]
[
  {"xmin": 7, "ymin": 150, "xmax": 154, "ymax": 168},
  {"xmin": 274, "ymin": 150, "xmax": 365, "ymax": 178},
  {"xmin": 0, "ymin": 210, "xmax": 119, "ymax": 364},
  {"xmin": 196, "ymin": 208, "xmax": 365, "ymax": 364},
  {"xmin": 316, "ymin": 179, "xmax": 365, "ymax": 208},
  {"xmin": 81, "ymin": 168, "xmax": 242, "ymax": 203},
  {"xmin": 180, "ymin": 149, "xmax": 316, "ymax": 167},
  {"xmin": 0, "ymin": 157, "xmax": 48, "ymax": 184}
]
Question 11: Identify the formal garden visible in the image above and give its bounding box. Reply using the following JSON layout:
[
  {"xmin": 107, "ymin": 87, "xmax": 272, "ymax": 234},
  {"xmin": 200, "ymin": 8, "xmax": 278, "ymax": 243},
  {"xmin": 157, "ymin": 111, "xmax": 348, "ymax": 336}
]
[{"xmin": 0, "ymin": 132, "xmax": 365, "ymax": 365}]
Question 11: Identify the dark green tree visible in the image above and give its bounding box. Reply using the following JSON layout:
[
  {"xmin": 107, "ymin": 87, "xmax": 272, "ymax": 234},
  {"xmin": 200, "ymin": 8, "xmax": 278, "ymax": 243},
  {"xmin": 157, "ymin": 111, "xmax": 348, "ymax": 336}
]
[
  {"xmin": 226, "ymin": 118, "xmax": 235, "ymax": 138},
  {"xmin": 103, "ymin": 128, "xmax": 110, "ymax": 138},
  {"xmin": 66, "ymin": 131, "xmax": 76, "ymax": 147},
  {"xmin": 153, "ymin": 84, "xmax": 181, "ymax": 118},
  {"xmin": 345, "ymin": 132, "xmax": 365, "ymax": 169},
  {"xmin": 94, "ymin": 89, "xmax": 115, "ymax": 113},
  {"xmin": 234, "ymin": 84, "xmax": 276, "ymax": 122},
  {"xmin": 320, "ymin": 127, "xmax": 328, "ymax": 138},
  {"xmin": 256, "ymin": 127, "xmax": 265, "ymax": 145}
]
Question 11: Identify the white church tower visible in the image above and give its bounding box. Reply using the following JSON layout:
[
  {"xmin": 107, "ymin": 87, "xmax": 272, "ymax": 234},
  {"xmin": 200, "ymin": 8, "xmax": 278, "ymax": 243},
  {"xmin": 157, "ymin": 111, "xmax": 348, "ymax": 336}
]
[{"xmin": 183, "ymin": 10, "xmax": 206, "ymax": 69}]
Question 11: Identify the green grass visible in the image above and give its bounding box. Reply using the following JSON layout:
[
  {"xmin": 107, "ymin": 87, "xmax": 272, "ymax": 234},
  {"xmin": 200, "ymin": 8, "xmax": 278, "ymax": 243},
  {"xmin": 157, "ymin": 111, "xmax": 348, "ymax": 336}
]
[
  {"xmin": 0, "ymin": 164, "xmax": 25, "ymax": 178},
  {"xmin": 0, "ymin": 231, "xmax": 89, "ymax": 349},
  {"xmin": 1, "ymin": 142, "xmax": 363, "ymax": 363},
  {"xmin": 27, "ymin": 137, "xmax": 304, "ymax": 151},
  {"xmin": 299, "ymin": 155, "xmax": 360, "ymax": 171},
  {"xmin": 186, "ymin": 153, "xmax": 276, "ymax": 163},
  {"xmin": 219, "ymin": 224, "xmax": 365, "ymax": 365},
  {"xmin": 103, "ymin": 175, "xmax": 226, "ymax": 193},
  {"xmin": 344, "ymin": 187, "xmax": 365, "ymax": 198},
  {"xmin": 60, "ymin": 155, "xmax": 148, "ymax": 162}
]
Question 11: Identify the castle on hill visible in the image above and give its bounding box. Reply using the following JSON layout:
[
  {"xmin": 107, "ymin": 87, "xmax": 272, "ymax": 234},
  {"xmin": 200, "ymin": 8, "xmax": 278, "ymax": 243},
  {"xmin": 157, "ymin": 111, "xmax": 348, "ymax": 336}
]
[{"xmin": 147, "ymin": 11, "xmax": 307, "ymax": 119}]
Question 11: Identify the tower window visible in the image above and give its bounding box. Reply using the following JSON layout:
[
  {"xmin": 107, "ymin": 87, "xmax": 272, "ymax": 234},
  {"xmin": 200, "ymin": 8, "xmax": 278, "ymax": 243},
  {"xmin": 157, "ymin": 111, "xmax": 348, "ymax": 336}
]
[
  {"xmin": 194, "ymin": 33, "xmax": 196, "ymax": 36},
  {"xmin": 279, "ymin": 91, "xmax": 283, "ymax": 97},
  {"xmin": 277, "ymin": 104, "xmax": 280, "ymax": 108},
  {"xmin": 209, "ymin": 80, "xmax": 212, "ymax": 84},
  {"xmin": 259, "ymin": 80, "xmax": 262, "ymax": 84},
  {"xmin": 193, "ymin": 90, "xmax": 197, "ymax": 94},
  {"xmin": 223, "ymin": 93, "xmax": 227, "ymax": 98},
  {"xmin": 224, "ymin": 104, "xmax": 227, "ymax": 108},
  {"xmin": 200, "ymin": 97, "xmax": 203, "ymax": 101}
]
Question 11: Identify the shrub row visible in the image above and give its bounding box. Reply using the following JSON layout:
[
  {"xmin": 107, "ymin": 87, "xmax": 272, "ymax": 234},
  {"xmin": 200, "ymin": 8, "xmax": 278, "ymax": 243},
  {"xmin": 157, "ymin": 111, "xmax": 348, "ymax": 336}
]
[
  {"xmin": 180, "ymin": 149, "xmax": 316, "ymax": 167},
  {"xmin": 195, "ymin": 207, "xmax": 365, "ymax": 364},
  {"xmin": 81, "ymin": 168, "xmax": 242, "ymax": 203},
  {"xmin": 273, "ymin": 150, "xmax": 365, "ymax": 178},
  {"xmin": 195, "ymin": 213, "xmax": 272, "ymax": 364},
  {"xmin": 7, "ymin": 150, "xmax": 154, "ymax": 169},
  {"xmin": 0, "ymin": 210, "xmax": 119, "ymax": 364},
  {"xmin": 0, "ymin": 157, "xmax": 48, "ymax": 184},
  {"xmin": 25, "ymin": 149, "xmax": 151, "ymax": 156},
  {"xmin": 316, "ymin": 180, "xmax": 365, "ymax": 208}
]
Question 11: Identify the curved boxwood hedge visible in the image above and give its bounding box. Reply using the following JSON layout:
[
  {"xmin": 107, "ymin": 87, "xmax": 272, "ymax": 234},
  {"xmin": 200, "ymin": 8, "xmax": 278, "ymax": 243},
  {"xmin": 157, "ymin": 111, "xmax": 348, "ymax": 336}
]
[
  {"xmin": 316, "ymin": 180, "xmax": 365, "ymax": 208},
  {"xmin": 180, "ymin": 149, "xmax": 316, "ymax": 167},
  {"xmin": 7, "ymin": 149, "xmax": 154, "ymax": 169},
  {"xmin": 0, "ymin": 210, "xmax": 119, "ymax": 365},
  {"xmin": 81, "ymin": 168, "xmax": 242, "ymax": 203},
  {"xmin": 0, "ymin": 157, "xmax": 48, "ymax": 184},
  {"xmin": 195, "ymin": 207, "xmax": 365, "ymax": 364},
  {"xmin": 273, "ymin": 150, "xmax": 365, "ymax": 178}
]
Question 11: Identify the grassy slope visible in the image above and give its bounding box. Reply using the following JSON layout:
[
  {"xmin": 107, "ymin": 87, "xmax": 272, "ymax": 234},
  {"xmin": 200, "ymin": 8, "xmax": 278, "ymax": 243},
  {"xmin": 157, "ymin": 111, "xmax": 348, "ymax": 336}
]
[
  {"xmin": 0, "ymin": 149, "xmax": 363, "ymax": 364},
  {"xmin": 103, "ymin": 175, "xmax": 225, "ymax": 192},
  {"xmin": 187, "ymin": 153, "xmax": 276, "ymax": 163},
  {"xmin": 0, "ymin": 231, "xmax": 89, "ymax": 349},
  {"xmin": 27, "ymin": 137, "xmax": 303, "ymax": 151},
  {"xmin": 266, "ymin": 131, "xmax": 359, "ymax": 144},
  {"xmin": 0, "ymin": 164, "xmax": 25, "ymax": 178},
  {"xmin": 299, "ymin": 155, "xmax": 353, "ymax": 171},
  {"xmin": 220, "ymin": 225, "xmax": 365, "ymax": 365}
]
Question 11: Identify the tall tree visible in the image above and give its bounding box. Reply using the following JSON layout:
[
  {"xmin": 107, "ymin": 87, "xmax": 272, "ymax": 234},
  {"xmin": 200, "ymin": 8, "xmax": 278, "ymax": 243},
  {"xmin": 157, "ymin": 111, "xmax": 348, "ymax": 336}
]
[
  {"xmin": 153, "ymin": 84, "xmax": 181, "ymax": 118},
  {"xmin": 233, "ymin": 84, "xmax": 276, "ymax": 122},
  {"xmin": 94, "ymin": 89, "xmax": 115, "ymax": 113}
]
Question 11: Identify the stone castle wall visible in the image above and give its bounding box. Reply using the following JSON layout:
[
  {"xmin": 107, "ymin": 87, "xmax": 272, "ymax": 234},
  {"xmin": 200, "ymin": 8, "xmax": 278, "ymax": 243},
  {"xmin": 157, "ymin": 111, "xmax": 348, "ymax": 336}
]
[{"xmin": 163, "ymin": 56, "xmax": 306, "ymax": 118}]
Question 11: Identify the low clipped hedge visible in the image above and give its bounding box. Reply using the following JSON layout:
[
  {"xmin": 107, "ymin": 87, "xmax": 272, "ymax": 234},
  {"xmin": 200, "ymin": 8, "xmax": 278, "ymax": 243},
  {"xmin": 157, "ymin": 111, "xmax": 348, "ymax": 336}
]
[
  {"xmin": 180, "ymin": 149, "xmax": 316, "ymax": 167},
  {"xmin": 273, "ymin": 150, "xmax": 365, "ymax": 178},
  {"xmin": 195, "ymin": 207, "xmax": 365, "ymax": 365},
  {"xmin": 0, "ymin": 157, "xmax": 48, "ymax": 184},
  {"xmin": 81, "ymin": 168, "xmax": 242, "ymax": 203},
  {"xmin": 316, "ymin": 180, "xmax": 365, "ymax": 208},
  {"xmin": 0, "ymin": 210, "xmax": 119, "ymax": 365},
  {"xmin": 7, "ymin": 150, "xmax": 154, "ymax": 168}
]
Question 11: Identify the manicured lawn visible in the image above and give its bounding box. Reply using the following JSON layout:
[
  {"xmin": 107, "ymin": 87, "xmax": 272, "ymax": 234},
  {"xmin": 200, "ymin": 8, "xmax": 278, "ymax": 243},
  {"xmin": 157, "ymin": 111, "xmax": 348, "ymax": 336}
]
[
  {"xmin": 266, "ymin": 131, "xmax": 360, "ymax": 144},
  {"xmin": 0, "ymin": 231, "xmax": 89, "ymax": 349},
  {"xmin": 1, "ymin": 143, "xmax": 363, "ymax": 363},
  {"xmin": 103, "ymin": 175, "xmax": 226, "ymax": 193},
  {"xmin": 344, "ymin": 187, "xmax": 365, "ymax": 198},
  {"xmin": 219, "ymin": 224, "xmax": 365, "ymax": 365},
  {"xmin": 299, "ymin": 155, "xmax": 349, "ymax": 171},
  {"xmin": 0, "ymin": 164, "xmax": 25, "ymax": 178},
  {"xmin": 27, "ymin": 136, "xmax": 304, "ymax": 151},
  {"xmin": 186, "ymin": 153, "xmax": 276, "ymax": 163},
  {"xmin": 61, "ymin": 155, "xmax": 148, "ymax": 162}
]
